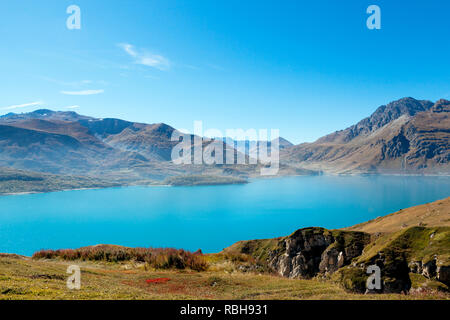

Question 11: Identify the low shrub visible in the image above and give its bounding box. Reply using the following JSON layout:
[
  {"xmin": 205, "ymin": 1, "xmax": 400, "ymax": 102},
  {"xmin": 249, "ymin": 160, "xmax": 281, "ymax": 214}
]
[{"xmin": 32, "ymin": 246, "xmax": 208, "ymax": 271}]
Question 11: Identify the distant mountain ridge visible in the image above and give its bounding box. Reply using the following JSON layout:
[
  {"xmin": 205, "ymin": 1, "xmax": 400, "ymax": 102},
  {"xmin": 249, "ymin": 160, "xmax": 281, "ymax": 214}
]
[
  {"xmin": 219, "ymin": 137, "xmax": 293, "ymax": 157},
  {"xmin": 0, "ymin": 97, "xmax": 448, "ymax": 189},
  {"xmin": 0, "ymin": 109, "xmax": 305, "ymax": 184},
  {"xmin": 0, "ymin": 109, "xmax": 93, "ymax": 122},
  {"xmin": 282, "ymin": 97, "xmax": 450, "ymax": 174},
  {"xmin": 316, "ymin": 97, "xmax": 434, "ymax": 144}
]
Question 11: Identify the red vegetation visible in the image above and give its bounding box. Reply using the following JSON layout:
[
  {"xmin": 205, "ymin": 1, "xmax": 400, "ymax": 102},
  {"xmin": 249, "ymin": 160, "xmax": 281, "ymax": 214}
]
[{"xmin": 145, "ymin": 278, "xmax": 171, "ymax": 284}]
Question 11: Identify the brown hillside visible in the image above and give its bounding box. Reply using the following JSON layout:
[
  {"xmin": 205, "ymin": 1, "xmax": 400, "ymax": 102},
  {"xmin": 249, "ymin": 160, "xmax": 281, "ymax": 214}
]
[
  {"xmin": 282, "ymin": 98, "xmax": 450, "ymax": 174},
  {"xmin": 345, "ymin": 197, "xmax": 450, "ymax": 234}
]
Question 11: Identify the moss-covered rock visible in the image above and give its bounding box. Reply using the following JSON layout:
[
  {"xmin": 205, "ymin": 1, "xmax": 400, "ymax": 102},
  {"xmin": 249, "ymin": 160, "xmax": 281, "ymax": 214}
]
[
  {"xmin": 349, "ymin": 226, "xmax": 450, "ymax": 293},
  {"xmin": 224, "ymin": 227, "xmax": 371, "ymax": 279},
  {"xmin": 332, "ymin": 266, "xmax": 368, "ymax": 293},
  {"xmin": 224, "ymin": 226, "xmax": 449, "ymax": 294},
  {"xmin": 410, "ymin": 273, "xmax": 449, "ymax": 293}
]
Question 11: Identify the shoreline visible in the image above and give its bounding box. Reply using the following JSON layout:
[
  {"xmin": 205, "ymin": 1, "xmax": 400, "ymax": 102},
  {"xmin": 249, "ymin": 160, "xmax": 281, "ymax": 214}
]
[
  {"xmin": 1, "ymin": 172, "xmax": 450, "ymax": 196},
  {"xmin": 0, "ymin": 183, "xmax": 167, "ymax": 197}
]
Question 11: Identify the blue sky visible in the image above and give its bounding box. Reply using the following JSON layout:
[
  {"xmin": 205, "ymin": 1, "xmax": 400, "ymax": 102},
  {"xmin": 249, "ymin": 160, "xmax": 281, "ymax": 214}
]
[{"xmin": 0, "ymin": 0, "xmax": 449, "ymax": 143}]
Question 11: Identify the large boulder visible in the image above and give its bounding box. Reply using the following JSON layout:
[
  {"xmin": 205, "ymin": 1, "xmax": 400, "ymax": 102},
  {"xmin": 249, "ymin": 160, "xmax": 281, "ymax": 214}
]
[
  {"xmin": 268, "ymin": 228, "xmax": 370, "ymax": 278},
  {"xmin": 422, "ymin": 259, "xmax": 437, "ymax": 279},
  {"xmin": 437, "ymin": 265, "xmax": 450, "ymax": 286}
]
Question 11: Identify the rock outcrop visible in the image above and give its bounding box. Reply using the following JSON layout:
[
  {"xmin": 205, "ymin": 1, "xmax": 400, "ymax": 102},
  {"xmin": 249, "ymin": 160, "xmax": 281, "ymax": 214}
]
[
  {"xmin": 335, "ymin": 226, "xmax": 450, "ymax": 294},
  {"xmin": 437, "ymin": 265, "xmax": 450, "ymax": 286},
  {"xmin": 225, "ymin": 227, "xmax": 371, "ymax": 280},
  {"xmin": 268, "ymin": 228, "xmax": 370, "ymax": 279},
  {"xmin": 224, "ymin": 225, "xmax": 449, "ymax": 294}
]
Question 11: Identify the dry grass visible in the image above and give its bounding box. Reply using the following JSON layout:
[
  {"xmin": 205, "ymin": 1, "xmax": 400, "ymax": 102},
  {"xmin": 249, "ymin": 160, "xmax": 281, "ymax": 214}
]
[
  {"xmin": 345, "ymin": 197, "xmax": 450, "ymax": 234},
  {"xmin": 32, "ymin": 245, "xmax": 207, "ymax": 271},
  {"xmin": 1, "ymin": 255, "xmax": 448, "ymax": 300}
]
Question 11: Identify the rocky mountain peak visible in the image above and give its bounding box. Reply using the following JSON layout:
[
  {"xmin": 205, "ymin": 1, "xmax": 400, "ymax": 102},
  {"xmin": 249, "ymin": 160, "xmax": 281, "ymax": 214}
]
[
  {"xmin": 350, "ymin": 97, "xmax": 433, "ymax": 139},
  {"xmin": 31, "ymin": 109, "xmax": 55, "ymax": 115},
  {"xmin": 0, "ymin": 109, "xmax": 92, "ymax": 122},
  {"xmin": 148, "ymin": 123, "xmax": 176, "ymax": 137},
  {"xmin": 317, "ymin": 97, "xmax": 434, "ymax": 144},
  {"xmin": 431, "ymin": 99, "xmax": 450, "ymax": 112}
]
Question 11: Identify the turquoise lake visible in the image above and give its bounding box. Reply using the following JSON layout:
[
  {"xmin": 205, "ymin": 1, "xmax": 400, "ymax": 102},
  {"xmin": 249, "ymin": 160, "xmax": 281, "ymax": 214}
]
[{"xmin": 1, "ymin": 175, "xmax": 449, "ymax": 256}]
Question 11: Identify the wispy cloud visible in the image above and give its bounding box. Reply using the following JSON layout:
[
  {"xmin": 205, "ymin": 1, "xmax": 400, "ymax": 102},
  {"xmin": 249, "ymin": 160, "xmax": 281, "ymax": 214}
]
[
  {"xmin": 40, "ymin": 77, "xmax": 108, "ymax": 87},
  {"xmin": 118, "ymin": 43, "xmax": 170, "ymax": 70},
  {"xmin": 60, "ymin": 89, "xmax": 104, "ymax": 96},
  {"xmin": 64, "ymin": 105, "xmax": 80, "ymax": 109},
  {"xmin": 0, "ymin": 101, "xmax": 43, "ymax": 111}
]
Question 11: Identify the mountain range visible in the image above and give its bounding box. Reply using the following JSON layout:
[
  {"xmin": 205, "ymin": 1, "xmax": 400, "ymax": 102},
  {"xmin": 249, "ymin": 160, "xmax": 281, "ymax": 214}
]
[
  {"xmin": 282, "ymin": 98, "xmax": 450, "ymax": 174},
  {"xmin": 0, "ymin": 97, "xmax": 448, "ymax": 192}
]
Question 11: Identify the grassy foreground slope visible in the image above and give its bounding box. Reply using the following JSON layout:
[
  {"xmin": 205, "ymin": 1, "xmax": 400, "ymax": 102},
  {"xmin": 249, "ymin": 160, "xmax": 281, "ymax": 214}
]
[
  {"xmin": 1, "ymin": 253, "xmax": 447, "ymax": 300},
  {"xmin": 345, "ymin": 197, "xmax": 450, "ymax": 234},
  {"xmin": 333, "ymin": 198, "xmax": 450, "ymax": 294}
]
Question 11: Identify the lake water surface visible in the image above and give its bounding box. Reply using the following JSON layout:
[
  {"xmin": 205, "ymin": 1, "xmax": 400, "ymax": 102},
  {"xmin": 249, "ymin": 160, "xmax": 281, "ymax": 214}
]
[{"xmin": 1, "ymin": 175, "xmax": 449, "ymax": 256}]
